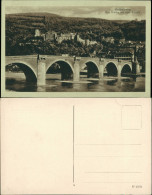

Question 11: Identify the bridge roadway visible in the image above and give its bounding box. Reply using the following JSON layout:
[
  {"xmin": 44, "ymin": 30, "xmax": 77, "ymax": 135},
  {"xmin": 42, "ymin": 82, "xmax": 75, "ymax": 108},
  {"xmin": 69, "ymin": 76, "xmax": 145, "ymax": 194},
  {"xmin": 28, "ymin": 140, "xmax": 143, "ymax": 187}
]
[{"xmin": 5, "ymin": 55, "xmax": 140, "ymax": 85}]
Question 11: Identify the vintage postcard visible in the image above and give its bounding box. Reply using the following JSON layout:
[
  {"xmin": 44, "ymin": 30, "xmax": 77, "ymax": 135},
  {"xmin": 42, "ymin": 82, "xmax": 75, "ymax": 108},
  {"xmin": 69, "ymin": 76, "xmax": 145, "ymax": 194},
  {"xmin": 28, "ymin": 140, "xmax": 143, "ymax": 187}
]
[
  {"xmin": 1, "ymin": 0, "xmax": 151, "ymax": 97},
  {"xmin": 1, "ymin": 98, "xmax": 151, "ymax": 194}
]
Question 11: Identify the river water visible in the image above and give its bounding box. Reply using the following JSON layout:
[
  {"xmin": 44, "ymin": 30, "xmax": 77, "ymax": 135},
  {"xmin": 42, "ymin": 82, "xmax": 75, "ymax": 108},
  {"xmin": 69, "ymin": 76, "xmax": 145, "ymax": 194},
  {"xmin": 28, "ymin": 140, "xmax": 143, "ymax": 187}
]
[{"xmin": 5, "ymin": 72, "xmax": 145, "ymax": 92}]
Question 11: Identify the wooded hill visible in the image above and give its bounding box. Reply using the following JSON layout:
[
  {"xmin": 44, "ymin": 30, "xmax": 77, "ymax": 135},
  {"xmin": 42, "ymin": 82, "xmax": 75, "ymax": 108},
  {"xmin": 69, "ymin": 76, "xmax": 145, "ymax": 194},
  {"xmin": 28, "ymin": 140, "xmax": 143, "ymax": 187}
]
[
  {"xmin": 5, "ymin": 13, "xmax": 145, "ymax": 57},
  {"xmin": 6, "ymin": 12, "xmax": 145, "ymax": 42}
]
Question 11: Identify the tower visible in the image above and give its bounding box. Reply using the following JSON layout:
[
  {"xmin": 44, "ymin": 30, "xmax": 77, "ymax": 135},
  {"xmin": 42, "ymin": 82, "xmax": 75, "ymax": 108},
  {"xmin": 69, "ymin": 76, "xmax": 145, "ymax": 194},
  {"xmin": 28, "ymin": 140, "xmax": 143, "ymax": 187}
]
[{"xmin": 35, "ymin": 29, "xmax": 41, "ymax": 37}]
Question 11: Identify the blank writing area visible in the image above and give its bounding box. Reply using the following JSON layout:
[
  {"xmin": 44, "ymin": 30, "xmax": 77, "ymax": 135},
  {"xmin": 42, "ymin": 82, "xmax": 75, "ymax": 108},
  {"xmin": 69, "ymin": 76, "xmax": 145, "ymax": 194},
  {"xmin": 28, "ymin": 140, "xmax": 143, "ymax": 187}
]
[
  {"xmin": 74, "ymin": 99, "xmax": 151, "ymax": 194},
  {"xmin": 1, "ymin": 99, "xmax": 73, "ymax": 194},
  {"xmin": 1, "ymin": 98, "xmax": 151, "ymax": 195}
]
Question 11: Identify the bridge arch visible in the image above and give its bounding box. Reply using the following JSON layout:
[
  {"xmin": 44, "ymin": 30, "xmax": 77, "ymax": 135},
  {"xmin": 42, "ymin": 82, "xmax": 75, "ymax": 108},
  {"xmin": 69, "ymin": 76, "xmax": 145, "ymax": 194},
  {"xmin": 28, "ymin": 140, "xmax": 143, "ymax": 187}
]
[
  {"xmin": 121, "ymin": 63, "xmax": 132, "ymax": 76},
  {"xmin": 46, "ymin": 59, "xmax": 74, "ymax": 80},
  {"xmin": 5, "ymin": 61, "xmax": 37, "ymax": 82},
  {"xmin": 105, "ymin": 62, "xmax": 118, "ymax": 76},
  {"xmin": 81, "ymin": 60, "xmax": 99, "ymax": 78}
]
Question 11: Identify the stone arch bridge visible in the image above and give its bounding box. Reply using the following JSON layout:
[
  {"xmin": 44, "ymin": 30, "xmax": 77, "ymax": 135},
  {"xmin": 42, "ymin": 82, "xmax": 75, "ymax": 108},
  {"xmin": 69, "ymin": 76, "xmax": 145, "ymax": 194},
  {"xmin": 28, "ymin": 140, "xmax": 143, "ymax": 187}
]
[{"xmin": 5, "ymin": 55, "xmax": 140, "ymax": 85}]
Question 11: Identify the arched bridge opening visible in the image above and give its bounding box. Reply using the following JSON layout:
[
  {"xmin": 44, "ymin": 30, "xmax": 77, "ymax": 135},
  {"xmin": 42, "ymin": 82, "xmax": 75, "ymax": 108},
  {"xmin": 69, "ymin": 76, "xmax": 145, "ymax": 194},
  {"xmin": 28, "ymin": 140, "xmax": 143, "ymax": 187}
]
[
  {"xmin": 121, "ymin": 64, "xmax": 132, "ymax": 76},
  {"xmin": 5, "ymin": 63, "xmax": 37, "ymax": 83},
  {"xmin": 46, "ymin": 60, "xmax": 73, "ymax": 80},
  {"xmin": 81, "ymin": 61, "xmax": 99, "ymax": 78},
  {"xmin": 105, "ymin": 62, "xmax": 118, "ymax": 77}
]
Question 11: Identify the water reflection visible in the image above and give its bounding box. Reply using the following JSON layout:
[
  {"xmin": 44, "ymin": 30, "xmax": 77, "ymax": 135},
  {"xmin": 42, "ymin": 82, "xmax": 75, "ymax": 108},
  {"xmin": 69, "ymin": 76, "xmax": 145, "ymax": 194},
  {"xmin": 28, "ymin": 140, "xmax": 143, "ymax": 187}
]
[
  {"xmin": 37, "ymin": 86, "xmax": 46, "ymax": 92},
  {"xmin": 5, "ymin": 73, "xmax": 145, "ymax": 92},
  {"xmin": 106, "ymin": 79, "xmax": 117, "ymax": 85},
  {"xmin": 72, "ymin": 83, "xmax": 81, "ymax": 91}
]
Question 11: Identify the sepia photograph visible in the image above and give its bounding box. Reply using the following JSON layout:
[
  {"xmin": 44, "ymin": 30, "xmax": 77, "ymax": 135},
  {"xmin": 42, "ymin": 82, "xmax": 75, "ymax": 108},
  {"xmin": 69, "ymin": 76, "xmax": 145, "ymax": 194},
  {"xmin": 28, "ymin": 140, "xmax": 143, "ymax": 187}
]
[{"xmin": 1, "ymin": 0, "xmax": 151, "ymax": 97}]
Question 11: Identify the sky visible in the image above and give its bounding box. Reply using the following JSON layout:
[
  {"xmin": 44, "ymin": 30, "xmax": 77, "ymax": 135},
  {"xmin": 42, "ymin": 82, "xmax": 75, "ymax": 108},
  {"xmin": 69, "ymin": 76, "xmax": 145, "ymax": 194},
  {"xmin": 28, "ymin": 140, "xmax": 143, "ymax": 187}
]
[{"xmin": 5, "ymin": 6, "xmax": 145, "ymax": 20}]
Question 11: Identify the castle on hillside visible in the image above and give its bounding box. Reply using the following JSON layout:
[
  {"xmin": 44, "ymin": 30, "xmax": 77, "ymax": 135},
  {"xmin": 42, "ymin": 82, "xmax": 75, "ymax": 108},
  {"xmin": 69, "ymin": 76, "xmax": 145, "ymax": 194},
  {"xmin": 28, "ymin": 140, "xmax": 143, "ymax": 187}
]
[
  {"xmin": 34, "ymin": 29, "xmax": 98, "ymax": 46},
  {"xmin": 56, "ymin": 33, "xmax": 76, "ymax": 43},
  {"xmin": 76, "ymin": 34, "xmax": 97, "ymax": 46}
]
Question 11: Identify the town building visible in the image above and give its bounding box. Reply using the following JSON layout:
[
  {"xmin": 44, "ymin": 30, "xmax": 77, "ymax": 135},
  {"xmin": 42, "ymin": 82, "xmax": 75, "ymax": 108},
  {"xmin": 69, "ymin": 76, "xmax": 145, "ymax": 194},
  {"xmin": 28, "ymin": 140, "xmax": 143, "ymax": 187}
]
[
  {"xmin": 45, "ymin": 31, "xmax": 57, "ymax": 41},
  {"xmin": 90, "ymin": 50, "xmax": 96, "ymax": 58},
  {"xmin": 114, "ymin": 51, "xmax": 133, "ymax": 61},
  {"xmin": 119, "ymin": 38, "xmax": 126, "ymax": 44},
  {"xmin": 125, "ymin": 40, "xmax": 136, "ymax": 45},
  {"xmin": 104, "ymin": 37, "xmax": 115, "ymax": 44}
]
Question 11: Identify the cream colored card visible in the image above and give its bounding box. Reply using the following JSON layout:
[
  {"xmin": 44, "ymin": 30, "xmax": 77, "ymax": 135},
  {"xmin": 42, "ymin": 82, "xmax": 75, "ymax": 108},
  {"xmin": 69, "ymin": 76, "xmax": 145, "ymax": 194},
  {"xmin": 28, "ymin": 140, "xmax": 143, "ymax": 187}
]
[
  {"xmin": 1, "ymin": 98, "xmax": 151, "ymax": 194},
  {"xmin": 1, "ymin": 0, "xmax": 151, "ymax": 97}
]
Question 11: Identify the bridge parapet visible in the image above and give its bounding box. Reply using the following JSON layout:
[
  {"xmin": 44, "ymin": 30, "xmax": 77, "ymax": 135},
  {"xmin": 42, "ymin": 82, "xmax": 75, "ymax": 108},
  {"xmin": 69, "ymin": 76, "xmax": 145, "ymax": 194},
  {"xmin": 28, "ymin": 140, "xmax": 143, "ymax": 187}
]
[{"xmin": 6, "ymin": 55, "xmax": 37, "ymax": 60}]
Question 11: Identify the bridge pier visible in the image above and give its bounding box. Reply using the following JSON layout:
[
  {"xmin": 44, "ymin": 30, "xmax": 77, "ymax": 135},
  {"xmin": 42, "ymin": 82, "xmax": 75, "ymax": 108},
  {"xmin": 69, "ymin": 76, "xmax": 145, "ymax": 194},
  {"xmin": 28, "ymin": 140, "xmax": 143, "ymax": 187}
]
[
  {"xmin": 132, "ymin": 57, "xmax": 140, "ymax": 75},
  {"xmin": 73, "ymin": 60, "xmax": 80, "ymax": 82},
  {"xmin": 136, "ymin": 63, "xmax": 140, "ymax": 74},
  {"xmin": 135, "ymin": 58, "xmax": 140, "ymax": 74},
  {"xmin": 99, "ymin": 60, "xmax": 104, "ymax": 80},
  {"xmin": 37, "ymin": 58, "xmax": 46, "ymax": 85},
  {"xmin": 134, "ymin": 46, "xmax": 140, "ymax": 74},
  {"xmin": 117, "ymin": 61, "xmax": 122, "ymax": 80}
]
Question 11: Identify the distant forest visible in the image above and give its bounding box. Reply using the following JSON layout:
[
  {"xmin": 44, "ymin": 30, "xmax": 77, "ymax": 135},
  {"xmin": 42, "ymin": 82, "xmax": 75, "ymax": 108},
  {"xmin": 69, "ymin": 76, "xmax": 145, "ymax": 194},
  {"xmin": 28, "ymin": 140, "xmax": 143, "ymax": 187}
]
[{"xmin": 5, "ymin": 12, "xmax": 146, "ymax": 56}]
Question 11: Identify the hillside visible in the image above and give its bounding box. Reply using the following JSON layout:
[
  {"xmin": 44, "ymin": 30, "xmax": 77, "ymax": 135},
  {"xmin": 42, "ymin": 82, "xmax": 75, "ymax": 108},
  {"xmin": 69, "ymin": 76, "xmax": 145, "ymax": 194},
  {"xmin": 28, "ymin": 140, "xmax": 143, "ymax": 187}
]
[
  {"xmin": 120, "ymin": 20, "xmax": 145, "ymax": 41},
  {"xmin": 5, "ymin": 12, "xmax": 145, "ymax": 56},
  {"xmin": 6, "ymin": 12, "xmax": 145, "ymax": 41},
  {"xmin": 6, "ymin": 12, "xmax": 123, "ymax": 39}
]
